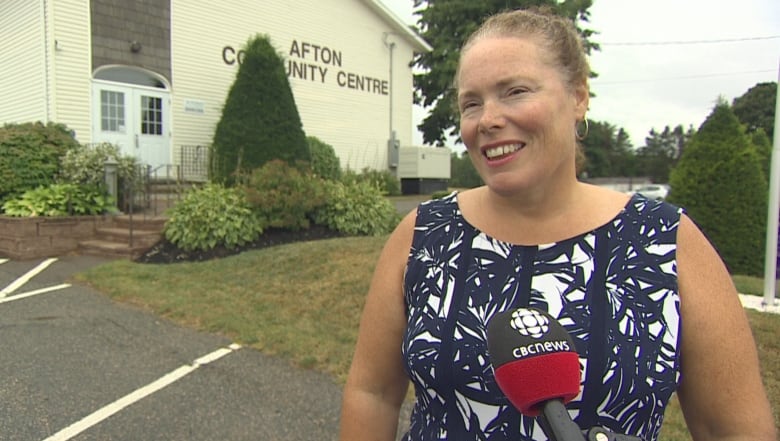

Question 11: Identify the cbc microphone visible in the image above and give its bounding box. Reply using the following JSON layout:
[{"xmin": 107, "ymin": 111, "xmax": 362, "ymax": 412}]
[{"xmin": 486, "ymin": 307, "xmax": 585, "ymax": 441}]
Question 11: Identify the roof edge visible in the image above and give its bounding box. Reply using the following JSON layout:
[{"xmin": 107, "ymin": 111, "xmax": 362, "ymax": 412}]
[{"xmin": 362, "ymin": 0, "xmax": 432, "ymax": 52}]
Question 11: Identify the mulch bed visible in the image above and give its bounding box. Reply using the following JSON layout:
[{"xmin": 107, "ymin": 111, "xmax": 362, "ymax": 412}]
[{"xmin": 134, "ymin": 225, "xmax": 345, "ymax": 264}]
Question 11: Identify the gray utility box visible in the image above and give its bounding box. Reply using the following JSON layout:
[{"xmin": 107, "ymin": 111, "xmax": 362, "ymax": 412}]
[{"xmin": 397, "ymin": 147, "xmax": 451, "ymax": 195}]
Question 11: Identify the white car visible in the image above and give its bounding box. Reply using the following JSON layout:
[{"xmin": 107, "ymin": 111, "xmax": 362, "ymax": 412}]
[{"xmin": 632, "ymin": 184, "xmax": 669, "ymax": 200}]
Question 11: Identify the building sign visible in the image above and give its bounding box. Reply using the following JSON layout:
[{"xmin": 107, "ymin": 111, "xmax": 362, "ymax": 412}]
[
  {"xmin": 222, "ymin": 39, "xmax": 389, "ymax": 96},
  {"xmin": 183, "ymin": 99, "xmax": 205, "ymax": 114}
]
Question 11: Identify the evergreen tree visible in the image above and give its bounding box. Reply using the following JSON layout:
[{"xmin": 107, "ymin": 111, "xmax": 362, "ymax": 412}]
[
  {"xmin": 580, "ymin": 120, "xmax": 634, "ymax": 178},
  {"xmin": 636, "ymin": 125, "xmax": 693, "ymax": 183},
  {"xmin": 449, "ymin": 151, "xmax": 482, "ymax": 188},
  {"xmin": 732, "ymin": 82, "xmax": 776, "ymax": 140},
  {"xmin": 668, "ymin": 102, "xmax": 768, "ymax": 276},
  {"xmin": 750, "ymin": 129, "xmax": 772, "ymax": 181},
  {"xmin": 211, "ymin": 34, "xmax": 310, "ymax": 184}
]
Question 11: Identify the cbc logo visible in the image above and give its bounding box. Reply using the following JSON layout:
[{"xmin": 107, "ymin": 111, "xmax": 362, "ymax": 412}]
[{"xmin": 509, "ymin": 309, "xmax": 549, "ymax": 339}]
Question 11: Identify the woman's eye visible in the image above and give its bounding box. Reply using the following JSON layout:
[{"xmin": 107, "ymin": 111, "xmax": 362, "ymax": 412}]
[
  {"xmin": 460, "ymin": 101, "xmax": 479, "ymax": 112},
  {"xmin": 508, "ymin": 87, "xmax": 527, "ymax": 96}
]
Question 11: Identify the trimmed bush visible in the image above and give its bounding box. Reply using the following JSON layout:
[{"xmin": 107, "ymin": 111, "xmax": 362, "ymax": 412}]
[
  {"xmin": 0, "ymin": 122, "xmax": 80, "ymax": 207},
  {"xmin": 243, "ymin": 160, "xmax": 327, "ymax": 231},
  {"xmin": 313, "ymin": 179, "xmax": 401, "ymax": 236},
  {"xmin": 307, "ymin": 136, "xmax": 342, "ymax": 181},
  {"xmin": 2, "ymin": 183, "xmax": 117, "ymax": 217},
  {"xmin": 164, "ymin": 184, "xmax": 263, "ymax": 252},
  {"xmin": 211, "ymin": 34, "xmax": 310, "ymax": 184}
]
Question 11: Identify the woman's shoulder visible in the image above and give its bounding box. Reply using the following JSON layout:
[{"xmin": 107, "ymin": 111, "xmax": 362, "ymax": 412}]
[
  {"xmin": 415, "ymin": 190, "xmax": 462, "ymax": 222},
  {"xmin": 624, "ymin": 192, "xmax": 683, "ymax": 224}
]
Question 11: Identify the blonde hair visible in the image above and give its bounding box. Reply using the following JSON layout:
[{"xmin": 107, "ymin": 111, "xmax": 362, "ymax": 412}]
[{"xmin": 456, "ymin": 7, "xmax": 590, "ymax": 92}]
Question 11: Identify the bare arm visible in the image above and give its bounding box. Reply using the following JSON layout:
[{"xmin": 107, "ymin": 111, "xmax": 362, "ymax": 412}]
[
  {"xmin": 675, "ymin": 214, "xmax": 776, "ymax": 441},
  {"xmin": 339, "ymin": 211, "xmax": 416, "ymax": 441}
]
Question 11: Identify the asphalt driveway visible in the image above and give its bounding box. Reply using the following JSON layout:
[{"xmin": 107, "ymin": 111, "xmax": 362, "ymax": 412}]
[{"xmin": 0, "ymin": 255, "xmax": 343, "ymax": 440}]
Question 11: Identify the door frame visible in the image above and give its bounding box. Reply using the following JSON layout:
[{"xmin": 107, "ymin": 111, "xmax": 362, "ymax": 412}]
[{"xmin": 91, "ymin": 66, "xmax": 171, "ymax": 170}]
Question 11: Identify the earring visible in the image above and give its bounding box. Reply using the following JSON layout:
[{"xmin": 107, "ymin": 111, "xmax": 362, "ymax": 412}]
[{"xmin": 575, "ymin": 118, "xmax": 589, "ymax": 141}]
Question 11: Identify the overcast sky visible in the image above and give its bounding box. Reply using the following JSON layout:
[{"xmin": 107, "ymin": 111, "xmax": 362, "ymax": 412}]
[{"xmin": 383, "ymin": 0, "xmax": 780, "ymax": 149}]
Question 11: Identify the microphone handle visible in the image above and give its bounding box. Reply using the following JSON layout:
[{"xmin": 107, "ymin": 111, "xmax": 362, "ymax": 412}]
[{"xmin": 537, "ymin": 399, "xmax": 587, "ymax": 441}]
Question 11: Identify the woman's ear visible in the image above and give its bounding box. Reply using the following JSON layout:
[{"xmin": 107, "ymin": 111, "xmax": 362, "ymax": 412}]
[{"xmin": 573, "ymin": 84, "xmax": 589, "ymax": 120}]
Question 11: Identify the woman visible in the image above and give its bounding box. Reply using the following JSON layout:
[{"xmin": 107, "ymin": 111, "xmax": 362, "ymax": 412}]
[{"xmin": 339, "ymin": 8, "xmax": 775, "ymax": 441}]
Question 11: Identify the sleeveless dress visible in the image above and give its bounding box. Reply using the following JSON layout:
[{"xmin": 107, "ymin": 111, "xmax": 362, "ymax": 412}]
[{"xmin": 401, "ymin": 192, "xmax": 683, "ymax": 441}]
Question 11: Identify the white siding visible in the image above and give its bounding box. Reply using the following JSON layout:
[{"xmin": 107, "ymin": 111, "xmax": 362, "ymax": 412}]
[
  {"xmin": 48, "ymin": 0, "xmax": 92, "ymax": 142},
  {"xmin": 0, "ymin": 1, "xmax": 47, "ymax": 124},
  {"xmin": 171, "ymin": 0, "xmax": 421, "ymax": 172}
]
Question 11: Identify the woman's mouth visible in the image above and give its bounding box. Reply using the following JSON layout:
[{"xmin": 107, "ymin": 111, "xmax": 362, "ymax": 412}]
[{"xmin": 484, "ymin": 143, "xmax": 525, "ymax": 160}]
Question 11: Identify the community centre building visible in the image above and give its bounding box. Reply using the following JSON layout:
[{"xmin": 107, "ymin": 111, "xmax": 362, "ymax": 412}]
[{"xmin": 1, "ymin": 0, "xmax": 450, "ymax": 187}]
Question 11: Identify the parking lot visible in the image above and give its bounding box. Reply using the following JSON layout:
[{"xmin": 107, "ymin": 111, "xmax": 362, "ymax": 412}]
[{"xmin": 0, "ymin": 256, "xmax": 343, "ymax": 440}]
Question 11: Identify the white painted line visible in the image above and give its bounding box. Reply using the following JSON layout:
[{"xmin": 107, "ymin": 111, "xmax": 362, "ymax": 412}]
[
  {"xmin": 194, "ymin": 343, "xmax": 242, "ymax": 365},
  {"xmin": 0, "ymin": 257, "xmax": 58, "ymax": 298},
  {"xmin": 42, "ymin": 343, "xmax": 242, "ymax": 441},
  {"xmin": 0, "ymin": 258, "xmax": 8, "ymax": 265},
  {"xmin": 0, "ymin": 283, "xmax": 71, "ymax": 304}
]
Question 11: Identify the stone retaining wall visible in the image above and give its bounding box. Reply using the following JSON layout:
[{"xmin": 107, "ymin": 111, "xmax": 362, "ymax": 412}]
[{"xmin": 0, "ymin": 215, "xmax": 112, "ymax": 260}]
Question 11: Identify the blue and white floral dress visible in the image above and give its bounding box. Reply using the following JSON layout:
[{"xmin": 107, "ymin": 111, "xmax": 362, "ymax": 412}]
[{"xmin": 401, "ymin": 192, "xmax": 683, "ymax": 441}]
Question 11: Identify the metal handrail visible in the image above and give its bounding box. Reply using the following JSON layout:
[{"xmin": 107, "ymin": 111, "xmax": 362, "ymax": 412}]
[{"xmin": 117, "ymin": 145, "xmax": 210, "ymax": 248}]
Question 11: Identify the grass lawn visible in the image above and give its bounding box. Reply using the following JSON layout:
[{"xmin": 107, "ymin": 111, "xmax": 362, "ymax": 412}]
[{"xmin": 73, "ymin": 235, "xmax": 780, "ymax": 440}]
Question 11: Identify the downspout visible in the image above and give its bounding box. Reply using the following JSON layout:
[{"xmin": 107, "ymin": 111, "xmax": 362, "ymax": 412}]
[
  {"xmin": 383, "ymin": 32, "xmax": 398, "ymax": 172},
  {"xmin": 383, "ymin": 32, "xmax": 396, "ymax": 139},
  {"xmin": 42, "ymin": 0, "xmax": 51, "ymax": 122}
]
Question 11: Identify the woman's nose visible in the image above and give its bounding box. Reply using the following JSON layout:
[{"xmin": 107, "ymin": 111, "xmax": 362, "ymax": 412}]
[{"xmin": 478, "ymin": 100, "xmax": 506, "ymax": 132}]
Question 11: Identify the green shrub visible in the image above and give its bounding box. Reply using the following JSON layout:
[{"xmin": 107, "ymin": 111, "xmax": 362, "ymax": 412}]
[
  {"xmin": 431, "ymin": 190, "xmax": 452, "ymax": 200},
  {"xmin": 307, "ymin": 136, "xmax": 342, "ymax": 181},
  {"xmin": 0, "ymin": 121, "xmax": 80, "ymax": 206},
  {"xmin": 2, "ymin": 183, "xmax": 117, "ymax": 217},
  {"xmin": 341, "ymin": 167, "xmax": 401, "ymax": 196},
  {"xmin": 59, "ymin": 142, "xmax": 141, "ymax": 188},
  {"xmin": 164, "ymin": 184, "xmax": 263, "ymax": 252},
  {"xmin": 313, "ymin": 180, "xmax": 400, "ymax": 236},
  {"xmin": 211, "ymin": 34, "xmax": 310, "ymax": 184},
  {"xmin": 244, "ymin": 160, "xmax": 327, "ymax": 231},
  {"xmin": 449, "ymin": 151, "xmax": 483, "ymax": 188},
  {"xmin": 668, "ymin": 102, "xmax": 767, "ymax": 276},
  {"xmin": 58, "ymin": 142, "xmax": 144, "ymax": 211}
]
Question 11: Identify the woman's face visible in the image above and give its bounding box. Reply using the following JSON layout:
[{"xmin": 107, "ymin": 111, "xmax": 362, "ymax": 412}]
[{"xmin": 457, "ymin": 36, "xmax": 588, "ymax": 195}]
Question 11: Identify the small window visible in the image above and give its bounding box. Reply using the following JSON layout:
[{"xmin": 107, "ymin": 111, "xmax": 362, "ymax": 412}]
[
  {"xmin": 100, "ymin": 90, "xmax": 125, "ymax": 132},
  {"xmin": 141, "ymin": 96, "xmax": 163, "ymax": 135}
]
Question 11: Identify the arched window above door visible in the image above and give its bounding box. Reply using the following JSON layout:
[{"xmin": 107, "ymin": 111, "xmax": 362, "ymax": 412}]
[{"xmin": 93, "ymin": 65, "xmax": 169, "ymax": 89}]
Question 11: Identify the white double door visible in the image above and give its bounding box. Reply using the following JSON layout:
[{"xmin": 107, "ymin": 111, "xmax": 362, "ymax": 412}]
[{"xmin": 92, "ymin": 81, "xmax": 171, "ymax": 171}]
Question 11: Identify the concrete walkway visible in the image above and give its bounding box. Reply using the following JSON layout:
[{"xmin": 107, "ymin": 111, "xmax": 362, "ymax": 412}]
[{"xmin": 739, "ymin": 293, "xmax": 780, "ymax": 315}]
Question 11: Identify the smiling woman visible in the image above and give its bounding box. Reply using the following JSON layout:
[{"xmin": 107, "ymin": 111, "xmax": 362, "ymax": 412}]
[{"xmin": 338, "ymin": 7, "xmax": 776, "ymax": 441}]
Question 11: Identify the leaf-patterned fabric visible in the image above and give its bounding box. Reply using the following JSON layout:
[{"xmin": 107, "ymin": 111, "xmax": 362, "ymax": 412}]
[{"xmin": 401, "ymin": 192, "xmax": 682, "ymax": 441}]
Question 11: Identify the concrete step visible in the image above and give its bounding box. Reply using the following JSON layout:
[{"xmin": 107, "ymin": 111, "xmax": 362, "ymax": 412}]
[
  {"xmin": 112, "ymin": 214, "xmax": 167, "ymax": 230},
  {"xmin": 78, "ymin": 239, "xmax": 155, "ymax": 260},
  {"xmin": 94, "ymin": 227, "xmax": 163, "ymax": 248},
  {"xmin": 76, "ymin": 214, "xmax": 168, "ymax": 259}
]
